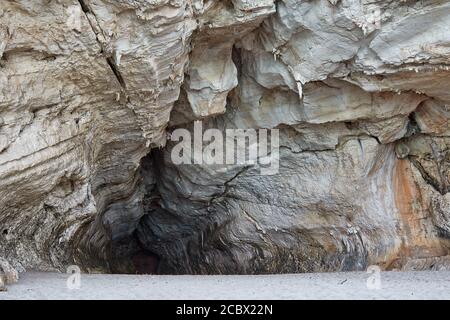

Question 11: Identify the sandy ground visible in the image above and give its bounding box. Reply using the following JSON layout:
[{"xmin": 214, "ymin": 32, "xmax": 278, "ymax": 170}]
[{"xmin": 1, "ymin": 271, "xmax": 449, "ymax": 300}]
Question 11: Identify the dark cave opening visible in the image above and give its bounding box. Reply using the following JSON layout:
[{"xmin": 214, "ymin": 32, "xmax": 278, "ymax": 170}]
[
  {"xmin": 131, "ymin": 250, "xmax": 160, "ymax": 275},
  {"xmin": 117, "ymin": 150, "xmax": 165, "ymax": 275}
]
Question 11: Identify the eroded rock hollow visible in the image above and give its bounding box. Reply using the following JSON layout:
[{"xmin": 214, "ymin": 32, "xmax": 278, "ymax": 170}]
[{"xmin": 1, "ymin": 0, "xmax": 450, "ymax": 275}]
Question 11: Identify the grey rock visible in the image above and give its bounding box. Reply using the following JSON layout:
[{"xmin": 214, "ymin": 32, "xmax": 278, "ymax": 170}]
[{"xmin": 1, "ymin": 0, "xmax": 450, "ymax": 276}]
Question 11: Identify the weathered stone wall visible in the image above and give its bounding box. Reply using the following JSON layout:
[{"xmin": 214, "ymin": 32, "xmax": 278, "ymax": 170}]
[{"xmin": 1, "ymin": 0, "xmax": 450, "ymax": 274}]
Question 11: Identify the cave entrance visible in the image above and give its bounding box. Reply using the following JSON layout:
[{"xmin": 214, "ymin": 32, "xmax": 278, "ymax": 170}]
[{"xmin": 131, "ymin": 250, "xmax": 160, "ymax": 275}]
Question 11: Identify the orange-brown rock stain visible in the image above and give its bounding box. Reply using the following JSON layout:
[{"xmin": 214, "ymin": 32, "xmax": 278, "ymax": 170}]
[{"xmin": 388, "ymin": 159, "xmax": 447, "ymax": 269}]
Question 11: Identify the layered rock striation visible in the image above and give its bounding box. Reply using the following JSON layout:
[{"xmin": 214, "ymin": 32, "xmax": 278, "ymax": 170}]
[{"xmin": 1, "ymin": 0, "xmax": 450, "ymax": 275}]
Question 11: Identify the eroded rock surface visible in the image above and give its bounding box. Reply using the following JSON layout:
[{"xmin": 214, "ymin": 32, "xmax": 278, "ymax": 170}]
[{"xmin": 1, "ymin": 0, "xmax": 450, "ymax": 274}]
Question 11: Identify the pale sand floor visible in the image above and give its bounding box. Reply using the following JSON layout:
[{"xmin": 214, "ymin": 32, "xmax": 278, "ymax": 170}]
[{"xmin": 1, "ymin": 271, "xmax": 450, "ymax": 300}]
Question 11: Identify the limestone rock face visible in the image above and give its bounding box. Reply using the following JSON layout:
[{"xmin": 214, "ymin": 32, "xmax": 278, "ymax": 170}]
[
  {"xmin": 1, "ymin": 0, "xmax": 450, "ymax": 274},
  {"xmin": 0, "ymin": 0, "xmax": 195, "ymax": 272}
]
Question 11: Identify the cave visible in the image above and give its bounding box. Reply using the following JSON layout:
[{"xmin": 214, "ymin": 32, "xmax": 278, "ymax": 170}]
[{"xmin": 1, "ymin": 0, "xmax": 450, "ymax": 290}]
